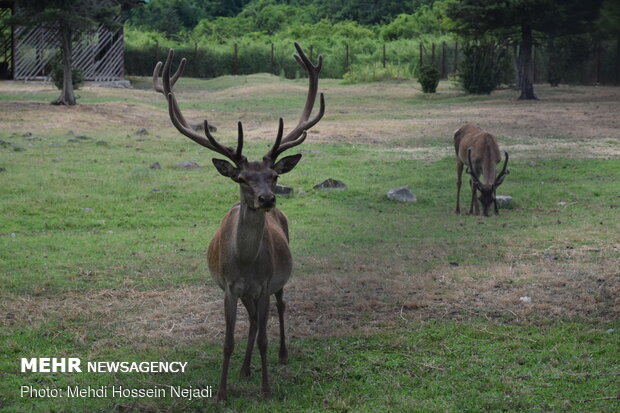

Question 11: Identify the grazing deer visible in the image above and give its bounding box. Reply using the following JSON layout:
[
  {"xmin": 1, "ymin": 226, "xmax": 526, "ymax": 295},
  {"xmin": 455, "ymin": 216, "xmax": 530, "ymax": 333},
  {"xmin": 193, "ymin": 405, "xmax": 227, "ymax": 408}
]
[
  {"xmin": 454, "ymin": 125, "xmax": 509, "ymax": 216},
  {"xmin": 153, "ymin": 43, "xmax": 325, "ymax": 401}
]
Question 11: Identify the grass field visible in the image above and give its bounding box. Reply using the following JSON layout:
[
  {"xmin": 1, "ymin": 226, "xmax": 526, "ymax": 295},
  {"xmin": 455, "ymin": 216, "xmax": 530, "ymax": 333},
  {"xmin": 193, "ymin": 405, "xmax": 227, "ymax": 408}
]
[{"xmin": 0, "ymin": 75, "xmax": 619, "ymax": 412}]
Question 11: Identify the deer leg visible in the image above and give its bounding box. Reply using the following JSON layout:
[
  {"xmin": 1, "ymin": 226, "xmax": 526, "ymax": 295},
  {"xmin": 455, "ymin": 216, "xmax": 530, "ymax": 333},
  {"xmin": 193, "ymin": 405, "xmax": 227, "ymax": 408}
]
[
  {"xmin": 493, "ymin": 189, "xmax": 499, "ymax": 215},
  {"xmin": 468, "ymin": 178, "xmax": 476, "ymax": 215},
  {"xmin": 239, "ymin": 297, "xmax": 258, "ymax": 378},
  {"xmin": 275, "ymin": 289, "xmax": 288, "ymax": 364},
  {"xmin": 217, "ymin": 292, "xmax": 238, "ymax": 402},
  {"xmin": 456, "ymin": 161, "xmax": 464, "ymax": 214},
  {"xmin": 257, "ymin": 294, "xmax": 272, "ymax": 399}
]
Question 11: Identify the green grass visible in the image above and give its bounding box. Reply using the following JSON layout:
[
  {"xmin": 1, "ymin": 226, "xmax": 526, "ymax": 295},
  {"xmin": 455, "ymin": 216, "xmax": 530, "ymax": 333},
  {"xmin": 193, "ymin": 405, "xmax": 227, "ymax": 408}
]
[{"xmin": 0, "ymin": 77, "xmax": 619, "ymax": 411}]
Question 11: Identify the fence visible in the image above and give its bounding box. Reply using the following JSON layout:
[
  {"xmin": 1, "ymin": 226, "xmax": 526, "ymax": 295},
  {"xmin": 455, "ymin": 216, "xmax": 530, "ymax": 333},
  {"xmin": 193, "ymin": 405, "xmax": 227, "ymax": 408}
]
[{"xmin": 125, "ymin": 39, "xmax": 620, "ymax": 85}]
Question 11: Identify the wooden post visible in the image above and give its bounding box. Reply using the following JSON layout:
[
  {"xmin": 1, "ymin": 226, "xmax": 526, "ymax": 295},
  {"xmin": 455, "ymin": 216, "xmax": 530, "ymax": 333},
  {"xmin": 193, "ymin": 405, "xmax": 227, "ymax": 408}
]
[
  {"xmin": 441, "ymin": 42, "xmax": 447, "ymax": 78},
  {"xmin": 383, "ymin": 44, "xmax": 386, "ymax": 68},
  {"xmin": 232, "ymin": 43, "xmax": 238, "ymax": 75},
  {"xmin": 271, "ymin": 43, "xmax": 275, "ymax": 75},
  {"xmin": 419, "ymin": 43, "xmax": 423, "ymax": 68},
  {"xmin": 454, "ymin": 41, "xmax": 459, "ymax": 73}
]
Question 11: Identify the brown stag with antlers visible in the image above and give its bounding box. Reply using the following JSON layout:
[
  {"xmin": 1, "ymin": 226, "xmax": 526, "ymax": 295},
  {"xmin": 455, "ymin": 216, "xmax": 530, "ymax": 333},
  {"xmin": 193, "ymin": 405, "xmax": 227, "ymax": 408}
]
[
  {"xmin": 454, "ymin": 125, "xmax": 509, "ymax": 216},
  {"xmin": 153, "ymin": 43, "xmax": 325, "ymax": 401}
]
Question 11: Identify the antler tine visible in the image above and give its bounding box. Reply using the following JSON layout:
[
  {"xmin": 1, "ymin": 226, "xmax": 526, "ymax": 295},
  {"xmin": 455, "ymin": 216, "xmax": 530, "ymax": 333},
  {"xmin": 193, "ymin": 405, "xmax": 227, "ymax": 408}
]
[
  {"xmin": 154, "ymin": 49, "xmax": 244, "ymax": 165},
  {"xmin": 495, "ymin": 151, "xmax": 509, "ymax": 186}
]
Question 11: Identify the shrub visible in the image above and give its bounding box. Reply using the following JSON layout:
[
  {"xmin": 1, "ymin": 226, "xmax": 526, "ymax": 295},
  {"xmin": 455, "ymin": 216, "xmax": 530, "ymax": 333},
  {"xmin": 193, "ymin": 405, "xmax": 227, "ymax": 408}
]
[
  {"xmin": 457, "ymin": 42, "xmax": 510, "ymax": 94},
  {"xmin": 417, "ymin": 65, "xmax": 440, "ymax": 93},
  {"xmin": 49, "ymin": 53, "xmax": 84, "ymax": 90}
]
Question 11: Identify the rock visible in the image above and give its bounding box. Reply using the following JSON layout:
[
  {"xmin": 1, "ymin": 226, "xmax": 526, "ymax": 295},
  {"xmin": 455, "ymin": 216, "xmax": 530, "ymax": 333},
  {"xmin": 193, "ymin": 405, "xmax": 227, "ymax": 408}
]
[
  {"xmin": 387, "ymin": 186, "xmax": 417, "ymax": 203},
  {"xmin": 543, "ymin": 252, "xmax": 558, "ymax": 261},
  {"xmin": 150, "ymin": 162, "xmax": 162, "ymax": 170},
  {"xmin": 67, "ymin": 130, "xmax": 75, "ymax": 135},
  {"xmin": 82, "ymin": 208, "xmax": 93, "ymax": 213},
  {"xmin": 52, "ymin": 158, "xmax": 61, "ymax": 162},
  {"xmin": 76, "ymin": 135, "xmax": 90, "ymax": 140},
  {"xmin": 151, "ymin": 188, "xmax": 161, "ymax": 192},
  {"xmin": 176, "ymin": 161, "xmax": 201, "ymax": 169},
  {"xmin": 25, "ymin": 136, "xmax": 41, "ymax": 141},
  {"xmin": 519, "ymin": 296, "xmax": 531, "ymax": 303},
  {"xmin": 13, "ymin": 146, "xmax": 26, "ymax": 152},
  {"xmin": 191, "ymin": 123, "xmax": 217, "ymax": 132},
  {"xmin": 557, "ymin": 201, "xmax": 567, "ymax": 206},
  {"xmin": 135, "ymin": 128, "xmax": 148, "ymax": 135},
  {"xmin": 495, "ymin": 195, "xmax": 512, "ymax": 208},
  {"xmin": 528, "ymin": 161, "xmax": 537, "ymax": 167},
  {"xmin": 275, "ymin": 184, "xmax": 293, "ymax": 195},
  {"xmin": 313, "ymin": 178, "xmax": 347, "ymax": 190},
  {"xmin": 22, "ymin": 132, "xmax": 32, "ymax": 137},
  {"xmin": 0, "ymin": 167, "xmax": 6, "ymax": 172}
]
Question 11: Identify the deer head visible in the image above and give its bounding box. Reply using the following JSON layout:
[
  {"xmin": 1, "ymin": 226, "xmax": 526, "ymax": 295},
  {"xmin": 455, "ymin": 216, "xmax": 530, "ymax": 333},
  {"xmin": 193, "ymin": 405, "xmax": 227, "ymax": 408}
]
[
  {"xmin": 467, "ymin": 147, "xmax": 509, "ymax": 216},
  {"xmin": 153, "ymin": 42, "xmax": 325, "ymax": 212}
]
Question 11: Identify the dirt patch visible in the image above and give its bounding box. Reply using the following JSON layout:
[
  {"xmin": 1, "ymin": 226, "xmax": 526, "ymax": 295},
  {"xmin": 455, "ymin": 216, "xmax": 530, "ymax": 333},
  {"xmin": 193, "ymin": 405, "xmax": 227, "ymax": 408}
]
[{"xmin": 2, "ymin": 251, "xmax": 617, "ymax": 347}]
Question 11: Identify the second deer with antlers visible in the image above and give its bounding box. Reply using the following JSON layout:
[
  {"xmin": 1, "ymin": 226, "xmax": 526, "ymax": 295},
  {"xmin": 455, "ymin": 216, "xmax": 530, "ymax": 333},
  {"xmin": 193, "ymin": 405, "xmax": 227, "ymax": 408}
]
[
  {"xmin": 454, "ymin": 125, "xmax": 509, "ymax": 216},
  {"xmin": 153, "ymin": 43, "xmax": 325, "ymax": 401}
]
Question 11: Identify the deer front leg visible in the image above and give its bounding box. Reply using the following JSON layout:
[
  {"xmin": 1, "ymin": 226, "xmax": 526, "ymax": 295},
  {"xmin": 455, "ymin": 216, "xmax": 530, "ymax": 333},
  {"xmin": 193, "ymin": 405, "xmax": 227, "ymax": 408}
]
[
  {"xmin": 456, "ymin": 161, "xmax": 464, "ymax": 214},
  {"xmin": 240, "ymin": 297, "xmax": 258, "ymax": 378},
  {"xmin": 468, "ymin": 178, "xmax": 477, "ymax": 215},
  {"xmin": 275, "ymin": 289, "xmax": 288, "ymax": 364},
  {"xmin": 257, "ymin": 294, "xmax": 272, "ymax": 399},
  {"xmin": 493, "ymin": 188, "xmax": 499, "ymax": 215},
  {"xmin": 217, "ymin": 292, "xmax": 238, "ymax": 402}
]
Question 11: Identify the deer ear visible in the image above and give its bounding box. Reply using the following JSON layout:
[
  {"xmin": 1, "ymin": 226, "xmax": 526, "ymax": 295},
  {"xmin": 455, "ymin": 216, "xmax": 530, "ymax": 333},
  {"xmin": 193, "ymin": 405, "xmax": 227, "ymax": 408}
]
[
  {"xmin": 212, "ymin": 158, "xmax": 239, "ymax": 179},
  {"xmin": 273, "ymin": 154, "xmax": 302, "ymax": 175}
]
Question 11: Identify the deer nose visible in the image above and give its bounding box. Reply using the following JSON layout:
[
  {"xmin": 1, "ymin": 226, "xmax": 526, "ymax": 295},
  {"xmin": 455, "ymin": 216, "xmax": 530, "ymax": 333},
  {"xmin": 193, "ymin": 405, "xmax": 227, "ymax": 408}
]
[{"xmin": 258, "ymin": 194, "xmax": 275, "ymax": 208}]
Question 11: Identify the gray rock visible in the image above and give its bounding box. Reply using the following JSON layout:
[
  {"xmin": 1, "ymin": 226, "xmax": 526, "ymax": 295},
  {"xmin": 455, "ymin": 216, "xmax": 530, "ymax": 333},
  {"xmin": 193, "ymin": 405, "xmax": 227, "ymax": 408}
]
[
  {"xmin": 150, "ymin": 162, "xmax": 162, "ymax": 170},
  {"xmin": 557, "ymin": 201, "xmax": 567, "ymax": 206},
  {"xmin": 52, "ymin": 158, "xmax": 61, "ymax": 162},
  {"xmin": 387, "ymin": 186, "xmax": 417, "ymax": 203},
  {"xmin": 82, "ymin": 208, "xmax": 93, "ymax": 213},
  {"xmin": 275, "ymin": 184, "xmax": 293, "ymax": 195},
  {"xmin": 544, "ymin": 252, "xmax": 558, "ymax": 261},
  {"xmin": 22, "ymin": 132, "xmax": 32, "ymax": 137},
  {"xmin": 25, "ymin": 136, "xmax": 41, "ymax": 141},
  {"xmin": 191, "ymin": 123, "xmax": 217, "ymax": 132},
  {"xmin": 0, "ymin": 139, "xmax": 11, "ymax": 147},
  {"xmin": 151, "ymin": 188, "xmax": 161, "ymax": 192},
  {"xmin": 67, "ymin": 130, "xmax": 75, "ymax": 136},
  {"xmin": 496, "ymin": 195, "xmax": 512, "ymax": 208},
  {"xmin": 176, "ymin": 161, "xmax": 201, "ymax": 169},
  {"xmin": 313, "ymin": 178, "xmax": 347, "ymax": 190},
  {"xmin": 135, "ymin": 128, "xmax": 148, "ymax": 135}
]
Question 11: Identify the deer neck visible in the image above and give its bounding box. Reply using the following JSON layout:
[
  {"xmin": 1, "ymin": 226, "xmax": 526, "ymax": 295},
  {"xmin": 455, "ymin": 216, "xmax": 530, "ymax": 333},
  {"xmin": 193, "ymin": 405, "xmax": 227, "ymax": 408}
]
[
  {"xmin": 234, "ymin": 195, "xmax": 266, "ymax": 263},
  {"xmin": 482, "ymin": 146, "xmax": 497, "ymax": 186}
]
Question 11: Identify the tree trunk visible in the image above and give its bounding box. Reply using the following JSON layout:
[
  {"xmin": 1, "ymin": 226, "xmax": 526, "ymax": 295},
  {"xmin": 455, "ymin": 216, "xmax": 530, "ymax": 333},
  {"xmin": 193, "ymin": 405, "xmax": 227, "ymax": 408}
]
[
  {"xmin": 52, "ymin": 26, "xmax": 76, "ymax": 106},
  {"xmin": 518, "ymin": 23, "xmax": 538, "ymax": 100}
]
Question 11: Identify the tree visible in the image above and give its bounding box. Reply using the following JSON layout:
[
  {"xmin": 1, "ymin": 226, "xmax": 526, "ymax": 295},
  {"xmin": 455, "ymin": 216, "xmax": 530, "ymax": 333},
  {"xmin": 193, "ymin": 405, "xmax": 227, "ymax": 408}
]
[
  {"xmin": 11, "ymin": 0, "xmax": 127, "ymax": 105},
  {"xmin": 447, "ymin": 0, "xmax": 603, "ymax": 99}
]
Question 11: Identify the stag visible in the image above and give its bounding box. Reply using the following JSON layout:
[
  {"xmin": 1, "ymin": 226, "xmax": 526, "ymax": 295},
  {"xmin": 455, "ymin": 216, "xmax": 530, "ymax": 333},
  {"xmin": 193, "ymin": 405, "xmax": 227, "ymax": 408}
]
[
  {"xmin": 153, "ymin": 43, "xmax": 325, "ymax": 401},
  {"xmin": 454, "ymin": 125, "xmax": 509, "ymax": 216}
]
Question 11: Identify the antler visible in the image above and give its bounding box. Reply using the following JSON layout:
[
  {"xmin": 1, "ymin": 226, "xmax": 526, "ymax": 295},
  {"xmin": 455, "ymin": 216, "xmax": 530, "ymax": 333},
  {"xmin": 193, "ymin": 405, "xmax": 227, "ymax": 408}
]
[
  {"xmin": 265, "ymin": 42, "xmax": 325, "ymax": 162},
  {"xmin": 495, "ymin": 151, "xmax": 509, "ymax": 186},
  {"xmin": 467, "ymin": 147, "xmax": 482, "ymax": 188},
  {"xmin": 153, "ymin": 49, "xmax": 246, "ymax": 166}
]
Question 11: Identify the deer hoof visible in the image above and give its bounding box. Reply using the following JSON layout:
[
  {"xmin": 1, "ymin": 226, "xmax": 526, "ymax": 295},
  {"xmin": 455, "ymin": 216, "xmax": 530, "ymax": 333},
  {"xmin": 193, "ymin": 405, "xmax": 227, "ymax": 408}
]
[
  {"xmin": 239, "ymin": 366, "xmax": 251, "ymax": 378},
  {"xmin": 279, "ymin": 353, "xmax": 288, "ymax": 365}
]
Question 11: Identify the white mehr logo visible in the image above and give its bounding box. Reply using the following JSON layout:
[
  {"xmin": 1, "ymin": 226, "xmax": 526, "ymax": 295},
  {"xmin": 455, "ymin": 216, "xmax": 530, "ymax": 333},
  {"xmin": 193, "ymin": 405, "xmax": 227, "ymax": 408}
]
[{"xmin": 21, "ymin": 358, "xmax": 82, "ymax": 373}]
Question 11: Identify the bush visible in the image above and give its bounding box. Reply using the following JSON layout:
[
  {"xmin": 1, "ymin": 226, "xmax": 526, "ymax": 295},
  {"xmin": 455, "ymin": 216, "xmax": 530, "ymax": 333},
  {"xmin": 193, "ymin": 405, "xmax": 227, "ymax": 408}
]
[
  {"xmin": 457, "ymin": 42, "xmax": 510, "ymax": 94},
  {"xmin": 417, "ymin": 65, "xmax": 440, "ymax": 93},
  {"xmin": 49, "ymin": 53, "xmax": 84, "ymax": 90}
]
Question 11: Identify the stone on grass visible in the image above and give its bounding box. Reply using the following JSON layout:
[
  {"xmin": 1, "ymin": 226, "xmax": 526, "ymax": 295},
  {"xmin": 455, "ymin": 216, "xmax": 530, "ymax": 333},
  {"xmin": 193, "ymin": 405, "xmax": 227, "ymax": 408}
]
[
  {"xmin": 313, "ymin": 178, "xmax": 347, "ymax": 190},
  {"xmin": 191, "ymin": 123, "xmax": 217, "ymax": 132},
  {"xmin": 176, "ymin": 161, "xmax": 201, "ymax": 169},
  {"xmin": 387, "ymin": 186, "xmax": 417, "ymax": 203},
  {"xmin": 150, "ymin": 162, "xmax": 162, "ymax": 170},
  {"xmin": 135, "ymin": 128, "xmax": 148, "ymax": 135},
  {"xmin": 495, "ymin": 195, "xmax": 512, "ymax": 208},
  {"xmin": 275, "ymin": 184, "xmax": 293, "ymax": 195}
]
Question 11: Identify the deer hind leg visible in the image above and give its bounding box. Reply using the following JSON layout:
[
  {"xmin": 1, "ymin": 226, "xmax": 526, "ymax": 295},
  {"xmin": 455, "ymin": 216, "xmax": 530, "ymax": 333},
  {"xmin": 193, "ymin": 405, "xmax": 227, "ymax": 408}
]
[
  {"xmin": 217, "ymin": 292, "xmax": 238, "ymax": 402},
  {"xmin": 275, "ymin": 289, "xmax": 288, "ymax": 364},
  {"xmin": 456, "ymin": 160, "xmax": 464, "ymax": 214},
  {"xmin": 239, "ymin": 297, "xmax": 258, "ymax": 378},
  {"xmin": 257, "ymin": 294, "xmax": 272, "ymax": 399}
]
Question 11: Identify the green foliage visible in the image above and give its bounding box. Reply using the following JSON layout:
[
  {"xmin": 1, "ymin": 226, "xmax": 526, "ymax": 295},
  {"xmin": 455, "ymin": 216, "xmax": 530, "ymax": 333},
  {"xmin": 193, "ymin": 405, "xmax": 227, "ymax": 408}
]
[
  {"xmin": 381, "ymin": 0, "xmax": 456, "ymax": 40},
  {"xmin": 342, "ymin": 62, "xmax": 413, "ymax": 83},
  {"xmin": 49, "ymin": 53, "xmax": 84, "ymax": 91},
  {"xmin": 417, "ymin": 64, "xmax": 440, "ymax": 93},
  {"xmin": 458, "ymin": 42, "xmax": 511, "ymax": 94}
]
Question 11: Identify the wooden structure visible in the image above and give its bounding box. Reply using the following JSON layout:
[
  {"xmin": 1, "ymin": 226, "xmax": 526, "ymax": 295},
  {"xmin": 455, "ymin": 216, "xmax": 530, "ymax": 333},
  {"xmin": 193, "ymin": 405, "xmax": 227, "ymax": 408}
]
[{"xmin": 0, "ymin": 1, "xmax": 124, "ymax": 81}]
